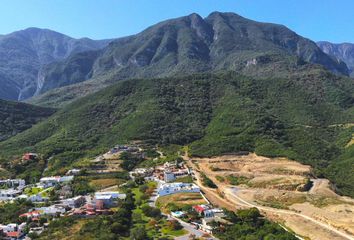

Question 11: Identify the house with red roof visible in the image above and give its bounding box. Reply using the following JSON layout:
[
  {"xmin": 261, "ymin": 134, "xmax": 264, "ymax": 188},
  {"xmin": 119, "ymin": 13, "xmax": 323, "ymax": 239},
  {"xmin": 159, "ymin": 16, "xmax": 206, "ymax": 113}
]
[
  {"xmin": 19, "ymin": 210, "xmax": 41, "ymax": 220},
  {"xmin": 0, "ymin": 223, "xmax": 26, "ymax": 240},
  {"xmin": 192, "ymin": 204, "xmax": 211, "ymax": 216}
]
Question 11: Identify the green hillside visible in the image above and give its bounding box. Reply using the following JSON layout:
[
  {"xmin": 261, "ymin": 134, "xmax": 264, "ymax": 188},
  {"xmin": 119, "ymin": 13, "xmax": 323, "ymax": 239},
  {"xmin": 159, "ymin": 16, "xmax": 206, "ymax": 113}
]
[
  {"xmin": 0, "ymin": 99, "xmax": 55, "ymax": 141},
  {"xmin": 1, "ymin": 68, "xmax": 354, "ymax": 196}
]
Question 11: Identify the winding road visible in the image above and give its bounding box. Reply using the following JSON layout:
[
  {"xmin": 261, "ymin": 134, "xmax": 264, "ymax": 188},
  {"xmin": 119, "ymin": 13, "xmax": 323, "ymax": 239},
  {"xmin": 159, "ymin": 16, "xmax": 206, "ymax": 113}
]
[
  {"xmin": 225, "ymin": 187, "xmax": 354, "ymax": 240},
  {"xmin": 184, "ymin": 155, "xmax": 354, "ymax": 240}
]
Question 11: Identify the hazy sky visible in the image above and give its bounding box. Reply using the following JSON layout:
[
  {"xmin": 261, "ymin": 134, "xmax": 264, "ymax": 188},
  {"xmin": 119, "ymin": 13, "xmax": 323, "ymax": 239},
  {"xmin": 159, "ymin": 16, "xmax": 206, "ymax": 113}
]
[{"xmin": 0, "ymin": 0, "xmax": 353, "ymax": 43}]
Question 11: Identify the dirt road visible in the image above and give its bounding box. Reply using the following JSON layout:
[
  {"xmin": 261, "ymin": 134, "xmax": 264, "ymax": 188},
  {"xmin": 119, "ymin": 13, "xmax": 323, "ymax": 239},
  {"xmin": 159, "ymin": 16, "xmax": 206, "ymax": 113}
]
[
  {"xmin": 184, "ymin": 155, "xmax": 354, "ymax": 240},
  {"xmin": 225, "ymin": 187, "xmax": 354, "ymax": 240}
]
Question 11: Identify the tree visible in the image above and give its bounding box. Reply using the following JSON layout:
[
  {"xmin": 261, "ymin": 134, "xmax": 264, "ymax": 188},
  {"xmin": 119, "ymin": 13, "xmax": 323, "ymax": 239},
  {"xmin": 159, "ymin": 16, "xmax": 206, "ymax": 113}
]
[
  {"xmin": 167, "ymin": 220, "xmax": 182, "ymax": 231},
  {"xmin": 39, "ymin": 217, "xmax": 47, "ymax": 225},
  {"xmin": 110, "ymin": 222, "xmax": 126, "ymax": 234},
  {"xmin": 130, "ymin": 226, "xmax": 149, "ymax": 240},
  {"xmin": 141, "ymin": 205, "xmax": 161, "ymax": 219}
]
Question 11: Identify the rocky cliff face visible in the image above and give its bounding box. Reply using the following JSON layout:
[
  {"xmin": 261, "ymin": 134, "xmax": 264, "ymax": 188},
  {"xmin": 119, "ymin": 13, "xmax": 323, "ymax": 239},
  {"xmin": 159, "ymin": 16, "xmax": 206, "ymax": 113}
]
[
  {"xmin": 317, "ymin": 41, "xmax": 354, "ymax": 77},
  {"xmin": 91, "ymin": 12, "xmax": 349, "ymax": 77},
  {"xmin": 36, "ymin": 12, "xmax": 350, "ymax": 102},
  {"xmin": 0, "ymin": 28, "xmax": 111, "ymax": 100},
  {"xmin": 2, "ymin": 12, "xmax": 349, "ymax": 103}
]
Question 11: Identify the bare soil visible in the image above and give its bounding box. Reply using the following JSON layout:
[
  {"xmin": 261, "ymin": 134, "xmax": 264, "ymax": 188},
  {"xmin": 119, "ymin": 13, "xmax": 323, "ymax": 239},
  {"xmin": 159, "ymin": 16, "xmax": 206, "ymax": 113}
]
[{"xmin": 185, "ymin": 153, "xmax": 354, "ymax": 240}]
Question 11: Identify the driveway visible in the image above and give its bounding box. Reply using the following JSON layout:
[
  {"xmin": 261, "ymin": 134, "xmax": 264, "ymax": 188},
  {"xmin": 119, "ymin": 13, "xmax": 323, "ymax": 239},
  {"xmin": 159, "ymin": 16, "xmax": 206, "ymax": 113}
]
[{"xmin": 169, "ymin": 215, "xmax": 211, "ymax": 240}]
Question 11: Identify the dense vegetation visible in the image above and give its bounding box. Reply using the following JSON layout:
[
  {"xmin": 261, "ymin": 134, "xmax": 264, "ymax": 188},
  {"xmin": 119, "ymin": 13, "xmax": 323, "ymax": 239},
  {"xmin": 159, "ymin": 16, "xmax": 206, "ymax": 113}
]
[
  {"xmin": 1, "ymin": 69, "xmax": 354, "ymax": 196},
  {"xmin": 216, "ymin": 208, "xmax": 297, "ymax": 240},
  {"xmin": 0, "ymin": 99, "xmax": 55, "ymax": 141},
  {"xmin": 0, "ymin": 200, "xmax": 34, "ymax": 224}
]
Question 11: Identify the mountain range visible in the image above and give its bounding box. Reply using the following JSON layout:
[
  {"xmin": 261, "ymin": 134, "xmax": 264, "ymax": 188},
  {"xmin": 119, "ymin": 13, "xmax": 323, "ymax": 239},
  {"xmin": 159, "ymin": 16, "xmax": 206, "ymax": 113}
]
[
  {"xmin": 0, "ymin": 27, "xmax": 111, "ymax": 101},
  {"xmin": 0, "ymin": 12, "xmax": 351, "ymax": 105},
  {"xmin": 317, "ymin": 41, "xmax": 354, "ymax": 77},
  {"xmin": 27, "ymin": 12, "xmax": 351, "ymax": 107}
]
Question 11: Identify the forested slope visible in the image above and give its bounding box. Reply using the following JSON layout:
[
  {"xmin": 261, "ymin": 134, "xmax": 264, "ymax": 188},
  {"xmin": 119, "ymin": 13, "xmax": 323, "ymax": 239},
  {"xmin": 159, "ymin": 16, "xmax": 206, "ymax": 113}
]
[
  {"xmin": 0, "ymin": 99, "xmax": 55, "ymax": 141},
  {"xmin": 1, "ymin": 68, "xmax": 354, "ymax": 196}
]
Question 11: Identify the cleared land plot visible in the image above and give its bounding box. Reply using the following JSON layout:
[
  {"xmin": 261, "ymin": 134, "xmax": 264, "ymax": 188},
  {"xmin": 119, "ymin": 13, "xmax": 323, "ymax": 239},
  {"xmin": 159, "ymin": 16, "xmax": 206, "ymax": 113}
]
[
  {"xmin": 156, "ymin": 192, "xmax": 207, "ymax": 213},
  {"xmin": 188, "ymin": 153, "xmax": 354, "ymax": 240},
  {"xmin": 89, "ymin": 178, "xmax": 123, "ymax": 190}
]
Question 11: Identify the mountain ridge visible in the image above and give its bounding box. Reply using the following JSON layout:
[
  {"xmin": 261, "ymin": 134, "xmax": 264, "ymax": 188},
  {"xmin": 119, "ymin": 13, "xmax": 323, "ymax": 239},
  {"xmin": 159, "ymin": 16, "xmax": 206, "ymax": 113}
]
[
  {"xmin": 0, "ymin": 27, "xmax": 112, "ymax": 101},
  {"xmin": 317, "ymin": 41, "xmax": 354, "ymax": 77},
  {"xmin": 28, "ymin": 12, "xmax": 349, "ymax": 107}
]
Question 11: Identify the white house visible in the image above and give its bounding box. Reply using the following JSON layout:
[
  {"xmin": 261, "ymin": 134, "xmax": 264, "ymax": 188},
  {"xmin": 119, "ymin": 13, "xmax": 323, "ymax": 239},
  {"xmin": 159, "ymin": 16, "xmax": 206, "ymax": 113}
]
[
  {"xmin": 203, "ymin": 208, "xmax": 224, "ymax": 218},
  {"xmin": 40, "ymin": 176, "xmax": 74, "ymax": 188},
  {"xmin": 28, "ymin": 194, "xmax": 48, "ymax": 202},
  {"xmin": 61, "ymin": 195, "xmax": 86, "ymax": 208},
  {"xmin": 35, "ymin": 205, "xmax": 66, "ymax": 216},
  {"xmin": 164, "ymin": 171, "xmax": 176, "ymax": 182},
  {"xmin": 0, "ymin": 189, "xmax": 22, "ymax": 201},
  {"xmin": 66, "ymin": 169, "xmax": 81, "ymax": 175},
  {"xmin": 95, "ymin": 191, "xmax": 126, "ymax": 200},
  {"xmin": 0, "ymin": 179, "xmax": 25, "ymax": 189},
  {"xmin": 157, "ymin": 182, "xmax": 200, "ymax": 196}
]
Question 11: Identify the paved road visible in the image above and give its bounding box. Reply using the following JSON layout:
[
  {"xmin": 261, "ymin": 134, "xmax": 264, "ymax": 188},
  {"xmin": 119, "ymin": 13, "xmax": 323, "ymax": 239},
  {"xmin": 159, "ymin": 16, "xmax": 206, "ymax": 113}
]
[
  {"xmin": 149, "ymin": 180, "xmax": 216, "ymax": 240},
  {"xmin": 169, "ymin": 215, "xmax": 206, "ymax": 240}
]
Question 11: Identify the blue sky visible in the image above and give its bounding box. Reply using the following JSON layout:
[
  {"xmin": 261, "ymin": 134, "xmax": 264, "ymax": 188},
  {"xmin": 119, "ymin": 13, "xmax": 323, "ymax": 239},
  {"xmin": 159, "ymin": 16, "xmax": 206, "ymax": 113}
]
[{"xmin": 0, "ymin": 0, "xmax": 353, "ymax": 43}]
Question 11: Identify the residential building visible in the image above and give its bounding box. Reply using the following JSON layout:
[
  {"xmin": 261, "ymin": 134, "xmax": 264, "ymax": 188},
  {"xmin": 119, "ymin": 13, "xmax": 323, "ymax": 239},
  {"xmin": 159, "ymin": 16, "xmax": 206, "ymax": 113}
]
[
  {"xmin": 157, "ymin": 182, "xmax": 200, "ymax": 196},
  {"xmin": 94, "ymin": 195, "xmax": 114, "ymax": 208},
  {"xmin": 95, "ymin": 191, "xmax": 126, "ymax": 200},
  {"xmin": 61, "ymin": 195, "xmax": 86, "ymax": 208},
  {"xmin": 19, "ymin": 210, "xmax": 41, "ymax": 220},
  {"xmin": 164, "ymin": 171, "xmax": 176, "ymax": 182},
  {"xmin": 0, "ymin": 223, "xmax": 26, "ymax": 240},
  {"xmin": 39, "ymin": 176, "xmax": 74, "ymax": 188},
  {"xmin": 0, "ymin": 179, "xmax": 25, "ymax": 189},
  {"xmin": 22, "ymin": 153, "xmax": 38, "ymax": 161},
  {"xmin": 0, "ymin": 189, "xmax": 22, "ymax": 201},
  {"xmin": 203, "ymin": 208, "xmax": 224, "ymax": 218},
  {"xmin": 35, "ymin": 206, "xmax": 66, "ymax": 216},
  {"xmin": 66, "ymin": 169, "xmax": 81, "ymax": 175},
  {"xmin": 193, "ymin": 205, "xmax": 211, "ymax": 216}
]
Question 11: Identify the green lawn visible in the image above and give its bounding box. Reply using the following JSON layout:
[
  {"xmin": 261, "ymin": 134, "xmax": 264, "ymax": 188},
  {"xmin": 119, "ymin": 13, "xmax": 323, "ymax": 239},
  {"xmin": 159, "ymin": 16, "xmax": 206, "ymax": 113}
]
[
  {"xmin": 161, "ymin": 226, "xmax": 187, "ymax": 237},
  {"xmin": 24, "ymin": 186, "xmax": 43, "ymax": 195},
  {"xmin": 173, "ymin": 175, "xmax": 193, "ymax": 183}
]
